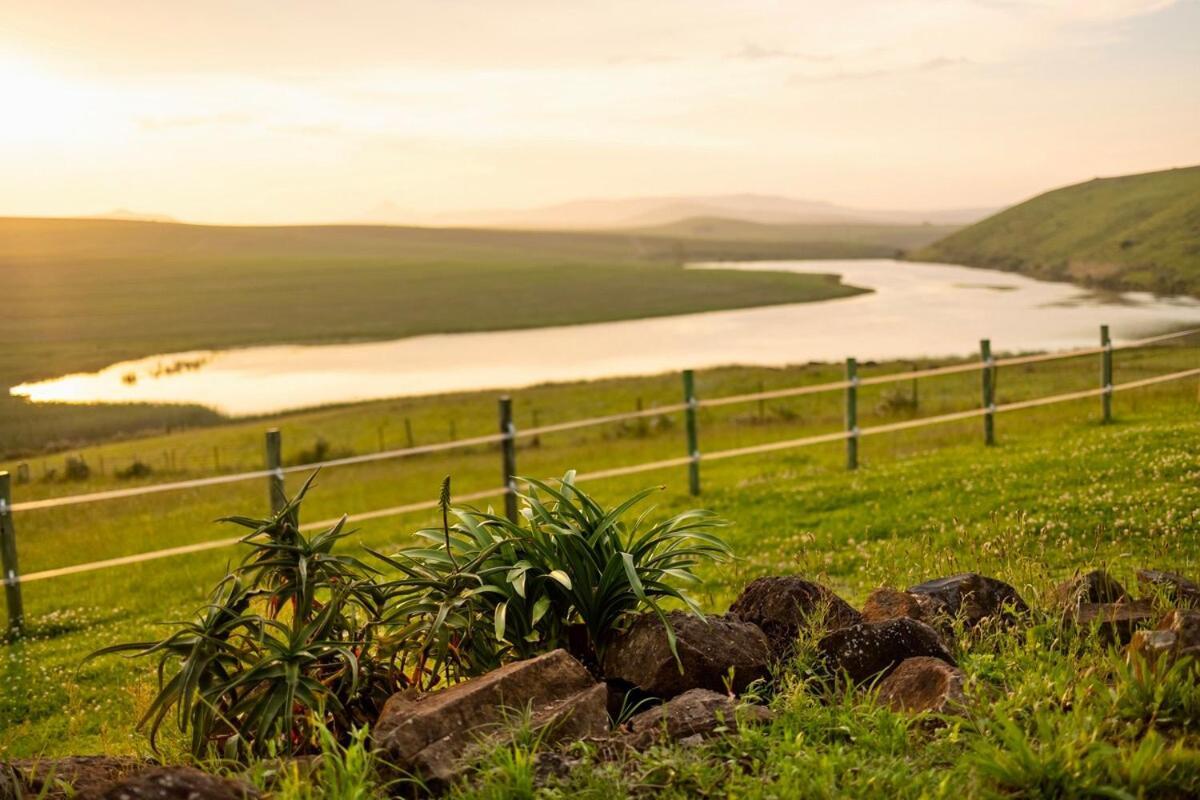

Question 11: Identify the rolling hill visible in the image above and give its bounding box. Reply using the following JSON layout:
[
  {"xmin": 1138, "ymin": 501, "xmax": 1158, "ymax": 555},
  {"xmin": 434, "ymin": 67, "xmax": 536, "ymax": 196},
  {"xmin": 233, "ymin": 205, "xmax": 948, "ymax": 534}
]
[{"xmin": 912, "ymin": 166, "xmax": 1200, "ymax": 296}]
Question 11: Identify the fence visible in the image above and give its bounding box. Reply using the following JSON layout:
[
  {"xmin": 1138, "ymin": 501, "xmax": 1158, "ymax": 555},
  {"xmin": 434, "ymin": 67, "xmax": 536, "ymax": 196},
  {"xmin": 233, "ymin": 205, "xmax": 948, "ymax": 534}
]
[{"xmin": 1, "ymin": 324, "xmax": 1197, "ymax": 636}]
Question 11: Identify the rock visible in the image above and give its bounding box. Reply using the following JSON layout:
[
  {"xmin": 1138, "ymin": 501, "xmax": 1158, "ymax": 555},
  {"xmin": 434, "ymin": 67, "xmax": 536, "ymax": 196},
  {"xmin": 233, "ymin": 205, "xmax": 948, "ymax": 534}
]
[
  {"xmin": 3, "ymin": 756, "xmax": 148, "ymax": 799},
  {"xmin": 98, "ymin": 766, "xmax": 259, "ymax": 799},
  {"xmin": 728, "ymin": 576, "xmax": 861, "ymax": 660},
  {"xmin": 1129, "ymin": 609, "xmax": 1200, "ymax": 670},
  {"xmin": 622, "ymin": 688, "xmax": 773, "ymax": 747},
  {"xmin": 1065, "ymin": 600, "xmax": 1156, "ymax": 645},
  {"xmin": 875, "ymin": 657, "xmax": 966, "ymax": 715},
  {"xmin": 1137, "ymin": 569, "xmax": 1200, "ymax": 608},
  {"xmin": 373, "ymin": 649, "xmax": 608, "ymax": 790},
  {"xmin": 861, "ymin": 588, "xmax": 946, "ymax": 631},
  {"xmin": 601, "ymin": 612, "xmax": 771, "ymax": 698},
  {"xmin": 818, "ymin": 618, "xmax": 955, "ymax": 685},
  {"xmin": 1053, "ymin": 570, "xmax": 1128, "ymax": 608},
  {"xmin": 907, "ymin": 573, "xmax": 1029, "ymax": 628}
]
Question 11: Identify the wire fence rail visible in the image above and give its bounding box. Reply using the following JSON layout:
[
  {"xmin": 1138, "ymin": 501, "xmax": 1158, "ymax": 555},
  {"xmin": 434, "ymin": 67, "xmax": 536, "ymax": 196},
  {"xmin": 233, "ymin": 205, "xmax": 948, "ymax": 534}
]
[{"xmin": 0, "ymin": 325, "xmax": 1196, "ymax": 635}]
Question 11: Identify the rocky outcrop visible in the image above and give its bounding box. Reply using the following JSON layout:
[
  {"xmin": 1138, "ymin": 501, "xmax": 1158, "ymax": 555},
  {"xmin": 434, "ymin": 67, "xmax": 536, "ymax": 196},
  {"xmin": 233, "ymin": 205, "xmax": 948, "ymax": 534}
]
[
  {"xmin": 818, "ymin": 618, "xmax": 954, "ymax": 685},
  {"xmin": 1137, "ymin": 569, "xmax": 1200, "ymax": 608},
  {"xmin": 601, "ymin": 612, "xmax": 771, "ymax": 698},
  {"xmin": 373, "ymin": 650, "xmax": 608, "ymax": 790},
  {"xmin": 728, "ymin": 576, "xmax": 861, "ymax": 661},
  {"xmin": 906, "ymin": 573, "xmax": 1029, "ymax": 628},
  {"xmin": 98, "ymin": 767, "xmax": 259, "ymax": 799},
  {"xmin": 875, "ymin": 657, "xmax": 966, "ymax": 715},
  {"xmin": 622, "ymin": 689, "xmax": 773, "ymax": 747},
  {"xmin": 1052, "ymin": 570, "xmax": 1128, "ymax": 608},
  {"xmin": 1064, "ymin": 600, "xmax": 1156, "ymax": 645}
]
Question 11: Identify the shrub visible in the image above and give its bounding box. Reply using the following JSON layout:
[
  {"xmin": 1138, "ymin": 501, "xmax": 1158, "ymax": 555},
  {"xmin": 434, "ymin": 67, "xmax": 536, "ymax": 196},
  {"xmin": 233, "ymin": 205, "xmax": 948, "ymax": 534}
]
[
  {"xmin": 63, "ymin": 455, "xmax": 90, "ymax": 481},
  {"xmin": 115, "ymin": 459, "xmax": 154, "ymax": 480},
  {"xmin": 88, "ymin": 475, "xmax": 401, "ymax": 759},
  {"xmin": 373, "ymin": 472, "xmax": 732, "ymax": 687}
]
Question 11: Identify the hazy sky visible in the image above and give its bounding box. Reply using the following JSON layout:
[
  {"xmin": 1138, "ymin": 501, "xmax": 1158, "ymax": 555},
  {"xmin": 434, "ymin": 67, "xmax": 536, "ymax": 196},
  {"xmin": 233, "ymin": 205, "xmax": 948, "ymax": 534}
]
[{"xmin": 1, "ymin": 0, "xmax": 1197, "ymax": 224}]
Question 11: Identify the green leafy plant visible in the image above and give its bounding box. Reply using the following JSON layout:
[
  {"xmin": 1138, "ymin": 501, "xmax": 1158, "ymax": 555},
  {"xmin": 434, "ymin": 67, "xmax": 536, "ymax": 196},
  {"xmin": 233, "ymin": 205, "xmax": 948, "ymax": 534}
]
[
  {"xmin": 87, "ymin": 475, "xmax": 401, "ymax": 759},
  {"xmin": 373, "ymin": 471, "xmax": 732, "ymax": 687}
]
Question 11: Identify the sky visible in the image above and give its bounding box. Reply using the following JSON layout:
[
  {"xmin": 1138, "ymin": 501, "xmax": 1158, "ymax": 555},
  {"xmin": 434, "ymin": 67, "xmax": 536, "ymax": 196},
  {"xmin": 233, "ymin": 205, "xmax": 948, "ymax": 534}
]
[{"xmin": 1, "ymin": 0, "xmax": 1197, "ymax": 224}]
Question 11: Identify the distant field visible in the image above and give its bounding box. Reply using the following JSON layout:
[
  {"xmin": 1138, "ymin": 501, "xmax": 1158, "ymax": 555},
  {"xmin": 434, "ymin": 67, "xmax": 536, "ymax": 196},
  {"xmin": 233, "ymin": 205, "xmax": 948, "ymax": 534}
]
[
  {"xmin": 913, "ymin": 165, "xmax": 1200, "ymax": 295},
  {"xmin": 0, "ymin": 217, "xmax": 945, "ymax": 457},
  {"xmin": 629, "ymin": 216, "xmax": 959, "ymax": 249}
]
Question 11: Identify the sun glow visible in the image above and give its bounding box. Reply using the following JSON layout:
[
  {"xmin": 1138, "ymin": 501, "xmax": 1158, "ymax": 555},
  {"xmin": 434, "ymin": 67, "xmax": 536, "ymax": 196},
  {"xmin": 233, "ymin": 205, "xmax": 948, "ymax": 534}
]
[{"xmin": 0, "ymin": 54, "xmax": 101, "ymax": 144}]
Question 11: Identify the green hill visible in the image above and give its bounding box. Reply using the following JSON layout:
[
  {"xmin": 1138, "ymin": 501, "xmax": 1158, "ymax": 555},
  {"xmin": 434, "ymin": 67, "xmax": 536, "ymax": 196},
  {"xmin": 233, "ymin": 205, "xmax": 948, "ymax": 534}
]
[{"xmin": 911, "ymin": 165, "xmax": 1200, "ymax": 295}]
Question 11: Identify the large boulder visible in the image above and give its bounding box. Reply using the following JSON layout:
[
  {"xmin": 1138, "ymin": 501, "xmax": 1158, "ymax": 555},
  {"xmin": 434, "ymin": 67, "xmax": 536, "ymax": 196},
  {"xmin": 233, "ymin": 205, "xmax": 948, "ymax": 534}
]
[
  {"xmin": 98, "ymin": 767, "xmax": 259, "ymax": 799},
  {"xmin": 818, "ymin": 618, "xmax": 954, "ymax": 685},
  {"xmin": 2, "ymin": 756, "xmax": 148, "ymax": 799},
  {"xmin": 601, "ymin": 612, "xmax": 771, "ymax": 698},
  {"xmin": 906, "ymin": 573, "xmax": 1029, "ymax": 628},
  {"xmin": 622, "ymin": 688, "xmax": 773, "ymax": 747},
  {"xmin": 728, "ymin": 576, "xmax": 861, "ymax": 661},
  {"xmin": 1129, "ymin": 609, "xmax": 1200, "ymax": 670},
  {"xmin": 1052, "ymin": 570, "xmax": 1128, "ymax": 609},
  {"xmin": 1137, "ymin": 569, "xmax": 1200, "ymax": 608},
  {"xmin": 373, "ymin": 650, "xmax": 608, "ymax": 790},
  {"xmin": 1064, "ymin": 600, "xmax": 1156, "ymax": 645},
  {"xmin": 875, "ymin": 657, "xmax": 966, "ymax": 715}
]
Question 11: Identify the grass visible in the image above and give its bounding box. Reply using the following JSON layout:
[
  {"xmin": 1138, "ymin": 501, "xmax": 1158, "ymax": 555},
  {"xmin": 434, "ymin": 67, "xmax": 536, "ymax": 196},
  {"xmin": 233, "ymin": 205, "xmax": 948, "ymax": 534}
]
[
  {"xmin": 912, "ymin": 164, "xmax": 1200, "ymax": 296},
  {"xmin": 0, "ymin": 216, "xmax": 944, "ymax": 457},
  {"xmin": 1, "ymin": 340, "xmax": 1198, "ymax": 797}
]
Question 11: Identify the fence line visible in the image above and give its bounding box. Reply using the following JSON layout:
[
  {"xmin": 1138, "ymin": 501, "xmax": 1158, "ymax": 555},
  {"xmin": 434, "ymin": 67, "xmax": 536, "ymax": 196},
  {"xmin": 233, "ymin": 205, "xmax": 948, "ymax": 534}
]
[{"xmin": 7, "ymin": 361, "xmax": 1198, "ymax": 591}]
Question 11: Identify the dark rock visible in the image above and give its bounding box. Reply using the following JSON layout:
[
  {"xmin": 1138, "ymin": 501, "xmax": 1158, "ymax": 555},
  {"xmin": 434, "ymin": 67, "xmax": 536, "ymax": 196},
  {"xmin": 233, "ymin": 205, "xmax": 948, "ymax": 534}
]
[
  {"xmin": 1053, "ymin": 570, "xmax": 1128, "ymax": 608},
  {"xmin": 907, "ymin": 573, "xmax": 1029, "ymax": 628},
  {"xmin": 1137, "ymin": 569, "xmax": 1200, "ymax": 608},
  {"xmin": 1129, "ymin": 609, "xmax": 1200, "ymax": 670},
  {"xmin": 373, "ymin": 649, "xmax": 608, "ymax": 790},
  {"xmin": 728, "ymin": 576, "xmax": 861, "ymax": 660},
  {"xmin": 98, "ymin": 767, "xmax": 259, "ymax": 799},
  {"xmin": 3, "ymin": 756, "xmax": 148, "ymax": 799},
  {"xmin": 818, "ymin": 618, "xmax": 955, "ymax": 685},
  {"xmin": 622, "ymin": 688, "xmax": 773, "ymax": 747},
  {"xmin": 601, "ymin": 612, "xmax": 771, "ymax": 698},
  {"xmin": 1065, "ymin": 600, "xmax": 1156, "ymax": 645},
  {"xmin": 875, "ymin": 657, "xmax": 966, "ymax": 715}
]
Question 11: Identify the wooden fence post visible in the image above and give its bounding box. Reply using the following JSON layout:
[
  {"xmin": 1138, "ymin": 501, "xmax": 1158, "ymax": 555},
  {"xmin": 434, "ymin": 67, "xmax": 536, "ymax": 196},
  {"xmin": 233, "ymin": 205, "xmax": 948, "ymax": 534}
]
[
  {"xmin": 682, "ymin": 370, "xmax": 700, "ymax": 495},
  {"xmin": 845, "ymin": 358, "xmax": 859, "ymax": 470},
  {"xmin": 265, "ymin": 428, "xmax": 285, "ymax": 514},
  {"xmin": 498, "ymin": 397, "xmax": 518, "ymax": 522},
  {"xmin": 0, "ymin": 472, "xmax": 24, "ymax": 637},
  {"xmin": 1101, "ymin": 324, "xmax": 1113, "ymax": 423},
  {"xmin": 981, "ymin": 339, "xmax": 995, "ymax": 446}
]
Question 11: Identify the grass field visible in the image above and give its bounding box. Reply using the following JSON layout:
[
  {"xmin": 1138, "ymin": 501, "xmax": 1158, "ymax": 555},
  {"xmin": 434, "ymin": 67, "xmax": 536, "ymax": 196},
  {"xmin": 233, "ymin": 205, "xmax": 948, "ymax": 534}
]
[
  {"xmin": 0, "ymin": 217, "xmax": 961, "ymax": 457},
  {"xmin": 2, "ymin": 337, "xmax": 1197, "ymax": 796},
  {"xmin": 913, "ymin": 165, "xmax": 1200, "ymax": 297}
]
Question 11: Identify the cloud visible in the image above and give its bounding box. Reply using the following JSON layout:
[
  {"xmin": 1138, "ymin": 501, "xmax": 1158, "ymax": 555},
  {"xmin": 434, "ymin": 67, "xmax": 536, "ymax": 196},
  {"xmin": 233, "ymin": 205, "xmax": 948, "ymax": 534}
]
[
  {"xmin": 138, "ymin": 112, "xmax": 253, "ymax": 131},
  {"xmin": 729, "ymin": 43, "xmax": 832, "ymax": 63},
  {"xmin": 789, "ymin": 56, "xmax": 971, "ymax": 84}
]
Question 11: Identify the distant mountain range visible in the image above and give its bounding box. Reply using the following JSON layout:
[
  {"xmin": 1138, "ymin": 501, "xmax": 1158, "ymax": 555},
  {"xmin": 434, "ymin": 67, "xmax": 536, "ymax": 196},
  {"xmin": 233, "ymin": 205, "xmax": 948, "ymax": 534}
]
[
  {"xmin": 87, "ymin": 209, "xmax": 179, "ymax": 223},
  {"xmin": 360, "ymin": 194, "xmax": 996, "ymax": 230}
]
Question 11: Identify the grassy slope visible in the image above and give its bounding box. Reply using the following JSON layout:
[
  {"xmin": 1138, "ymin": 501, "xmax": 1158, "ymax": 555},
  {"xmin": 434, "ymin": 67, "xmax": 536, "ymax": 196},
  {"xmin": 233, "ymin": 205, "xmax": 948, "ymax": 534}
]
[
  {"xmin": 912, "ymin": 165, "xmax": 1200, "ymax": 295},
  {"xmin": 2, "ymin": 343, "xmax": 1197, "ymax": 794},
  {"xmin": 0, "ymin": 217, "xmax": 939, "ymax": 456}
]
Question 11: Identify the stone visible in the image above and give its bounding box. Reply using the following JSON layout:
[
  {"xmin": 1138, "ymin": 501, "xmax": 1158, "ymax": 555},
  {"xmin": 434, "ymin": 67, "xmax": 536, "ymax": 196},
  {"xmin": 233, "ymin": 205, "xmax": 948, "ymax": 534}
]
[
  {"xmin": 622, "ymin": 688, "xmax": 773, "ymax": 747},
  {"xmin": 906, "ymin": 573, "xmax": 1029, "ymax": 628},
  {"xmin": 3, "ymin": 756, "xmax": 148, "ymax": 799},
  {"xmin": 1065, "ymin": 600, "xmax": 1156, "ymax": 645},
  {"xmin": 1129, "ymin": 609, "xmax": 1200, "ymax": 670},
  {"xmin": 600, "ymin": 612, "xmax": 771, "ymax": 698},
  {"xmin": 861, "ymin": 588, "xmax": 946, "ymax": 631},
  {"xmin": 1052, "ymin": 570, "xmax": 1128, "ymax": 608},
  {"xmin": 875, "ymin": 657, "xmax": 966, "ymax": 715},
  {"xmin": 98, "ymin": 766, "xmax": 259, "ymax": 799},
  {"xmin": 728, "ymin": 576, "xmax": 861, "ymax": 660},
  {"xmin": 818, "ymin": 618, "xmax": 955, "ymax": 685},
  {"xmin": 373, "ymin": 649, "xmax": 608, "ymax": 790},
  {"xmin": 1137, "ymin": 569, "xmax": 1200, "ymax": 608}
]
